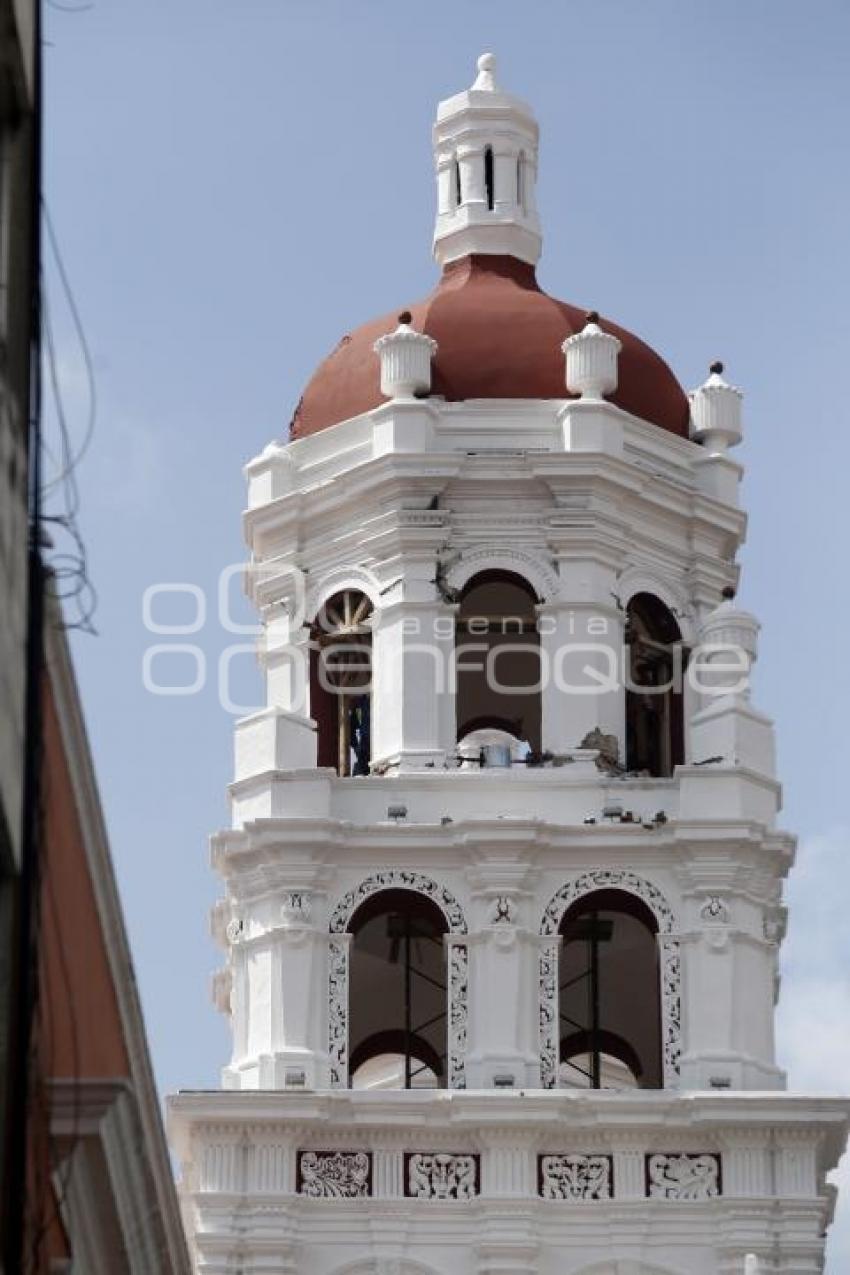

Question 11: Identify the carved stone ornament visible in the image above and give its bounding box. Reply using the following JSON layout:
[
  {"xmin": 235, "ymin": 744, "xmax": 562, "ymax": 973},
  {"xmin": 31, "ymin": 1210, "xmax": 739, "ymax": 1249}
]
[
  {"xmin": 405, "ymin": 1152, "xmax": 479, "ymax": 1199},
  {"xmin": 646, "ymin": 1152, "xmax": 721, "ymax": 1200},
  {"xmin": 327, "ymin": 937, "xmax": 349, "ymax": 1089},
  {"xmin": 700, "ymin": 895, "xmax": 729, "ymax": 923},
  {"xmin": 297, "ymin": 1150, "xmax": 372, "ymax": 1199},
  {"xmin": 225, "ymin": 917, "xmax": 244, "ymax": 944},
  {"xmin": 447, "ymin": 940, "xmax": 469, "ymax": 1090},
  {"xmin": 491, "ymin": 895, "xmax": 514, "ymax": 925},
  {"xmin": 281, "ymin": 891, "xmax": 312, "ymax": 924},
  {"xmin": 539, "ymin": 870, "xmax": 681, "ymax": 1088},
  {"xmin": 539, "ymin": 1154, "xmax": 612, "ymax": 1201}
]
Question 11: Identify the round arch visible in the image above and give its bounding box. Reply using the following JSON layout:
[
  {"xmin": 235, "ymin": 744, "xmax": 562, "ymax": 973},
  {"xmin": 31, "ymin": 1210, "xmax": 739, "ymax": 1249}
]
[
  {"xmin": 537, "ymin": 869, "xmax": 681, "ymax": 1090},
  {"xmin": 328, "ymin": 871, "xmax": 469, "ymax": 1092},
  {"xmin": 615, "ymin": 568, "xmax": 695, "ymax": 645},
  {"xmin": 305, "ymin": 566, "xmax": 383, "ymax": 627},
  {"xmin": 445, "ymin": 545, "xmax": 559, "ymax": 604},
  {"xmin": 330, "ymin": 870, "xmax": 468, "ymax": 935}
]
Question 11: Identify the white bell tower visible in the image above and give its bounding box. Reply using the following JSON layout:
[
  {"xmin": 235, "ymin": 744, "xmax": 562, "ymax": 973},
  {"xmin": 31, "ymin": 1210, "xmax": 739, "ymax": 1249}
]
[{"xmin": 169, "ymin": 55, "xmax": 848, "ymax": 1275}]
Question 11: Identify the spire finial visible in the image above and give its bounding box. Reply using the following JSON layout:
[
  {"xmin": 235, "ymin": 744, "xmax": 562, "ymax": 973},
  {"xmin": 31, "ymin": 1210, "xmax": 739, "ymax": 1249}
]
[{"xmin": 472, "ymin": 52, "xmax": 498, "ymax": 91}]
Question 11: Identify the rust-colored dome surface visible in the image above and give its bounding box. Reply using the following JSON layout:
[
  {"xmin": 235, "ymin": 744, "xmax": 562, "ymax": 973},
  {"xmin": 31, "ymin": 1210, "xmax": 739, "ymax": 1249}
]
[{"xmin": 290, "ymin": 256, "xmax": 690, "ymax": 440}]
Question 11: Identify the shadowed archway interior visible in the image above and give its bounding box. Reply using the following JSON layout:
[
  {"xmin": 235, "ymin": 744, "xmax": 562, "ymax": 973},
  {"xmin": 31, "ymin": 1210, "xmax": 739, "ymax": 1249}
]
[
  {"xmin": 558, "ymin": 888, "xmax": 662, "ymax": 1089},
  {"xmin": 455, "ymin": 569, "xmax": 542, "ymax": 755},
  {"xmin": 348, "ymin": 889, "xmax": 449, "ymax": 1089}
]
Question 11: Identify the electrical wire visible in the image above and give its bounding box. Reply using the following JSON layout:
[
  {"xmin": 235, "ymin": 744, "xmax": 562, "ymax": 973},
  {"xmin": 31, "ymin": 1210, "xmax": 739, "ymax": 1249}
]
[
  {"xmin": 41, "ymin": 200, "xmax": 97, "ymax": 484},
  {"xmin": 39, "ymin": 205, "xmax": 99, "ymax": 632}
]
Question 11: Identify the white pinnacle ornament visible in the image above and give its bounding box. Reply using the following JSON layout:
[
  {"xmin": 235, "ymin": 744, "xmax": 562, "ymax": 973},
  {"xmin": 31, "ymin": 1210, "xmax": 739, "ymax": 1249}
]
[
  {"xmin": 690, "ymin": 361, "xmax": 743, "ymax": 452},
  {"xmin": 373, "ymin": 312, "xmax": 438, "ymax": 399},
  {"xmin": 562, "ymin": 311, "xmax": 622, "ymax": 399},
  {"xmin": 698, "ymin": 588, "xmax": 759, "ymax": 698}
]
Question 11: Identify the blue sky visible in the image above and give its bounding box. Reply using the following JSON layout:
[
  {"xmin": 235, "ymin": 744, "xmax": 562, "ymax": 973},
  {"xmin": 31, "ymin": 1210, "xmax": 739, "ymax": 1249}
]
[{"xmin": 44, "ymin": 1, "xmax": 850, "ymax": 1265}]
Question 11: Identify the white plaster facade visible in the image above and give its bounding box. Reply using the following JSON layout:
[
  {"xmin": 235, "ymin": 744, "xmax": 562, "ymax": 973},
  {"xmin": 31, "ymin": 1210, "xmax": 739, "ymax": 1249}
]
[{"xmin": 168, "ymin": 54, "xmax": 848, "ymax": 1275}]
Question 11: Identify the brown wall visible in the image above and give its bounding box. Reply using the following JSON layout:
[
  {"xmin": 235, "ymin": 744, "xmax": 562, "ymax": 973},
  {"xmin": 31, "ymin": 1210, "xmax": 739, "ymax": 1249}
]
[{"xmin": 39, "ymin": 675, "xmax": 130, "ymax": 1080}]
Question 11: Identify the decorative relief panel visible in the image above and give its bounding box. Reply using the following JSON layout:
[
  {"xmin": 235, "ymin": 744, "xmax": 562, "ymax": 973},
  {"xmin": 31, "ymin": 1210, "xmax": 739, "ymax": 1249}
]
[
  {"xmin": 538, "ymin": 1154, "xmax": 613, "ymax": 1201},
  {"xmin": 328, "ymin": 871, "xmax": 468, "ymax": 1090},
  {"xmin": 645, "ymin": 1152, "xmax": 721, "ymax": 1200},
  {"xmin": 297, "ymin": 1150, "xmax": 372, "ymax": 1199},
  {"xmin": 327, "ymin": 936, "xmax": 349, "ymax": 1089},
  {"xmin": 447, "ymin": 939, "xmax": 469, "ymax": 1090},
  {"xmin": 405, "ymin": 1152, "xmax": 479, "ymax": 1199},
  {"xmin": 537, "ymin": 940, "xmax": 559, "ymax": 1091},
  {"xmin": 538, "ymin": 870, "xmax": 681, "ymax": 1089}
]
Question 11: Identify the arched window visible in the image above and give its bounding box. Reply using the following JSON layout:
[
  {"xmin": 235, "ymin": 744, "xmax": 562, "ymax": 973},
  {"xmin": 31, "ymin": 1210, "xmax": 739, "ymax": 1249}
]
[
  {"xmin": 484, "ymin": 145, "xmax": 495, "ymax": 210},
  {"xmin": 625, "ymin": 592, "xmax": 685, "ymax": 778},
  {"xmin": 455, "ymin": 571, "xmax": 542, "ymax": 759},
  {"xmin": 348, "ymin": 890, "xmax": 448, "ymax": 1089},
  {"xmin": 558, "ymin": 889, "xmax": 661, "ymax": 1089},
  {"xmin": 309, "ymin": 590, "xmax": 373, "ymax": 777}
]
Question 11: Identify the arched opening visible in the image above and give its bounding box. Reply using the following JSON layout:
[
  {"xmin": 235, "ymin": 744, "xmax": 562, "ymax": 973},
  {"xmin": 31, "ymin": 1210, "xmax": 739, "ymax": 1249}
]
[
  {"xmin": 347, "ymin": 889, "xmax": 448, "ymax": 1090},
  {"xmin": 625, "ymin": 592, "xmax": 685, "ymax": 777},
  {"xmin": 453, "ymin": 158, "xmax": 462, "ymax": 208},
  {"xmin": 558, "ymin": 889, "xmax": 661, "ymax": 1089},
  {"xmin": 455, "ymin": 570, "xmax": 542, "ymax": 759},
  {"xmin": 484, "ymin": 145, "xmax": 495, "ymax": 210},
  {"xmin": 309, "ymin": 590, "xmax": 373, "ymax": 777}
]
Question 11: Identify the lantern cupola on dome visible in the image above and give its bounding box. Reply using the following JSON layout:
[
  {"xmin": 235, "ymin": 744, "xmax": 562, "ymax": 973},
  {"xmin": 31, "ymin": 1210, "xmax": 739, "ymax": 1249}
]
[{"xmin": 432, "ymin": 53, "xmax": 541, "ymax": 269}]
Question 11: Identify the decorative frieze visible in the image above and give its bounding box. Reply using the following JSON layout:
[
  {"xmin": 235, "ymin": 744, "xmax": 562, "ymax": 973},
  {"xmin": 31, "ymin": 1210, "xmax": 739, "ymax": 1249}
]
[
  {"xmin": 538, "ymin": 1154, "xmax": 613, "ymax": 1201},
  {"xmin": 405, "ymin": 1152, "xmax": 479, "ymax": 1199},
  {"xmin": 646, "ymin": 1153, "xmax": 721, "ymax": 1200},
  {"xmin": 297, "ymin": 1150, "xmax": 372, "ymax": 1198}
]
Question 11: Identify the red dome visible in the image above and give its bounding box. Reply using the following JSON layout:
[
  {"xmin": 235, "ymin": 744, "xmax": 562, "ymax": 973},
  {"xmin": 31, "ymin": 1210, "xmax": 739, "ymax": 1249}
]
[{"xmin": 290, "ymin": 256, "xmax": 689, "ymax": 440}]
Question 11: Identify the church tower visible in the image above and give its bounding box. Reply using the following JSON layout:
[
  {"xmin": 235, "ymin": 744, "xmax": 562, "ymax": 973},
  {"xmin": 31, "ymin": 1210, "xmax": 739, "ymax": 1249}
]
[{"xmin": 169, "ymin": 55, "xmax": 848, "ymax": 1275}]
